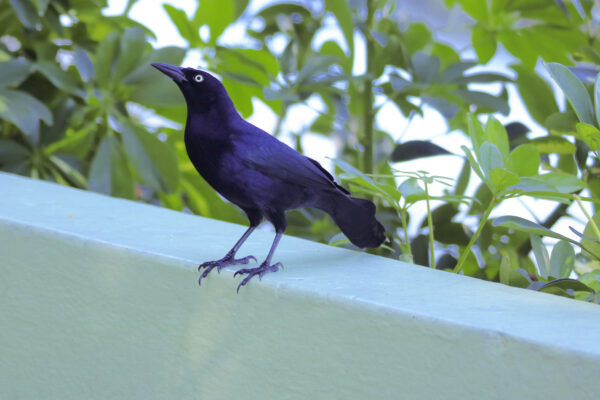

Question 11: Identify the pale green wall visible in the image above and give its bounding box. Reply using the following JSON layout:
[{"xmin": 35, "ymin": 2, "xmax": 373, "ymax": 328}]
[{"xmin": 1, "ymin": 172, "xmax": 600, "ymax": 399}]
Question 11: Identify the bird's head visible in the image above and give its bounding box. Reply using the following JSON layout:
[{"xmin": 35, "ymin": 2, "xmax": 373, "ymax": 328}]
[{"xmin": 151, "ymin": 63, "xmax": 235, "ymax": 116}]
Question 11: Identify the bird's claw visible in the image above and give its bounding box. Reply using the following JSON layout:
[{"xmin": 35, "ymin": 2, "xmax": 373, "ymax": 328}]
[
  {"xmin": 197, "ymin": 254, "xmax": 257, "ymax": 285},
  {"xmin": 235, "ymin": 262, "xmax": 283, "ymax": 292}
]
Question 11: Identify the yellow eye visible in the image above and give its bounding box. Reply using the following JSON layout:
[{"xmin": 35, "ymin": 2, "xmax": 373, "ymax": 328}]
[{"xmin": 194, "ymin": 74, "xmax": 204, "ymax": 82}]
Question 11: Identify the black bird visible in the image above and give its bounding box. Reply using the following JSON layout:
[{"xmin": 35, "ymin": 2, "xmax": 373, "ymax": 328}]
[{"xmin": 152, "ymin": 63, "xmax": 385, "ymax": 291}]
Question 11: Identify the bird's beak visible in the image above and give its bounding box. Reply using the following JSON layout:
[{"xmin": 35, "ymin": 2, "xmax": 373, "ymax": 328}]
[{"xmin": 151, "ymin": 62, "xmax": 187, "ymax": 83}]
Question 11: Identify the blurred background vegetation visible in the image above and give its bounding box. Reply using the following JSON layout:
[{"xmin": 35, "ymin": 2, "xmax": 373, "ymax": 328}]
[{"xmin": 2, "ymin": 0, "xmax": 600, "ymax": 302}]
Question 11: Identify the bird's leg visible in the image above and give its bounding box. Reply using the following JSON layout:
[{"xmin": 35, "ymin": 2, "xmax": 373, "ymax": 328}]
[
  {"xmin": 198, "ymin": 226, "xmax": 257, "ymax": 285},
  {"xmin": 234, "ymin": 232, "xmax": 283, "ymax": 292}
]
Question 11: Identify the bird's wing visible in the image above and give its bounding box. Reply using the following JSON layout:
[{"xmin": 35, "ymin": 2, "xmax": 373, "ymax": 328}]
[{"xmin": 236, "ymin": 125, "xmax": 346, "ymax": 193}]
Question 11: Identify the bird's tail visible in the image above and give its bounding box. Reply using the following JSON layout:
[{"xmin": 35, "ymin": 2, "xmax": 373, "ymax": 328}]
[{"xmin": 319, "ymin": 194, "xmax": 386, "ymax": 249}]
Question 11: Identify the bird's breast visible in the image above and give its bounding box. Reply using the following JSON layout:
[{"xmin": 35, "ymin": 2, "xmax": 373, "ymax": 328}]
[
  {"xmin": 184, "ymin": 133, "xmax": 255, "ymax": 206},
  {"xmin": 185, "ymin": 133, "xmax": 227, "ymax": 178}
]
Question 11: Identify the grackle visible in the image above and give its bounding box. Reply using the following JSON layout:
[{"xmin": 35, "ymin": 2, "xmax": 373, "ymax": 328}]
[{"xmin": 152, "ymin": 63, "xmax": 385, "ymax": 291}]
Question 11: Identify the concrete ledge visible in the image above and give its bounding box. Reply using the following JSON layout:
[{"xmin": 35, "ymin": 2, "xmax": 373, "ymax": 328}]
[{"xmin": 1, "ymin": 171, "xmax": 599, "ymax": 399}]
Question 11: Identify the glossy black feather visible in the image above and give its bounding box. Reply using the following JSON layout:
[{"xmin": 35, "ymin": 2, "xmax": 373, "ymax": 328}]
[{"xmin": 152, "ymin": 63, "xmax": 385, "ymax": 289}]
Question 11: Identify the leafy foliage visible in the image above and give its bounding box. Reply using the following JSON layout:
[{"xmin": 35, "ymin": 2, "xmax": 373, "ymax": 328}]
[{"xmin": 1, "ymin": 0, "xmax": 600, "ymax": 302}]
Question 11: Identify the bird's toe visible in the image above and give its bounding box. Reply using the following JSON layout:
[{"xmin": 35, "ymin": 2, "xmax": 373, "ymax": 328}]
[
  {"xmin": 258, "ymin": 262, "xmax": 282, "ymax": 279},
  {"xmin": 234, "ymin": 261, "xmax": 283, "ymax": 292},
  {"xmin": 198, "ymin": 260, "xmax": 217, "ymax": 271},
  {"xmin": 236, "ymin": 255, "xmax": 257, "ymax": 265},
  {"xmin": 233, "ymin": 267, "xmax": 251, "ymax": 277}
]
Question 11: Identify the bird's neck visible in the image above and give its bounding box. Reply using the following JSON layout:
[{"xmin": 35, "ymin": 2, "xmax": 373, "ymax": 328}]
[{"xmin": 185, "ymin": 102, "xmax": 241, "ymax": 140}]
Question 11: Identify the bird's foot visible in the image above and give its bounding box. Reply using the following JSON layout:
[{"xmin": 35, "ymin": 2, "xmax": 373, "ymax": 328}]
[
  {"xmin": 234, "ymin": 261, "xmax": 283, "ymax": 292},
  {"xmin": 198, "ymin": 253, "xmax": 256, "ymax": 285}
]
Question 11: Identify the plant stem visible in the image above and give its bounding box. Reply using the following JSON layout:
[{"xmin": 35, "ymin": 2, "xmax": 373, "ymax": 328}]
[
  {"xmin": 272, "ymin": 104, "xmax": 288, "ymax": 138},
  {"xmin": 454, "ymin": 197, "xmax": 498, "ymax": 273},
  {"xmin": 399, "ymin": 206, "xmax": 412, "ymax": 258},
  {"xmin": 363, "ymin": 0, "xmax": 375, "ymax": 175},
  {"xmin": 575, "ymin": 194, "xmax": 600, "ymax": 241},
  {"xmin": 424, "ymin": 181, "xmax": 436, "ymax": 269},
  {"xmin": 517, "ymin": 190, "xmax": 583, "ymax": 256}
]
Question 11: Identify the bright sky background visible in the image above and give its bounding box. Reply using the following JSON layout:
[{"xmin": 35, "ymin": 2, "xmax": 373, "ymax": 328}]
[{"xmin": 104, "ymin": 0, "xmax": 589, "ymax": 246}]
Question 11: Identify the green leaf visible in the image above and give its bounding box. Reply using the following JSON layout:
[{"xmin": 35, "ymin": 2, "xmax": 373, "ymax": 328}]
[
  {"xmin": 232, "ymin": 0, "xmax": 249, "ymax": 19},
  {"xmin": 544, "ymin": 111, "xmax": 578, "ymax": 135},
  {"xmin": 461, "ymin": 145, "xmax": 485, "ymax": 183},
  {"xmin": 390, "ymin": 140, "xmax": 451, "ymax": 162},
  {"xmin": 164, "ymin": 4, "xmax": 198, "ymax": 46},
  {"xmin": 514, "ymin": 172, "xmax": 585, "ymax": 194},
  {"xmin": 539, "ymin": 279, "xmax": 595, "ymax": 294},
  {"xmin": 472, "ymin": 26, "xmax": 496, "ymax": 64},
  {"xmin": 439, "ymin": 61, "xmax": 477, "ymax": 83},
  {"xmin": 0, "ymin": 88, "xmax": 52, "ymax": 143},
  {"xmin": 88, "ymin": 135, "xmax": 134, "ymax": 199},
  {"xmin": 484, "ymin": 117, "xmax": 509, "ymax": 160},
  {"xmin": 550, "ymin": 240, "xmax": 575, "ymax": 279},
  {"xmin": 49, "ymin": 155, "xmax": 87, "ymax": 188},
  {"xmin": 35, "ymin": 0, "xmax": 51, "ymax": 14},
  {"xmin": 490, "ymin": 168, "xmax": 519, "ymax": 192},
  {"xmin": 35, "ymin": 61, "xmax": 84, "ymax": 97},
  {"xmin": 431, "ymin": 43, "xmax": 459, "ymax": 68},
  {"xmin": 509, "ymin": 268, "xmax": 532, "ymax": 289},
  {"xmin": 557, "ymin": 154, "xmax": 577, "ymax": 175},
  {"xmin": 403, "ymin": 23, "xmax": 432, "ymax": 56},
  {"xmin": 320, "ymin": 40, "xmax": 350, "ymax": 72},
  {"xmin": 127, "ymin": 47, "xmax": 187, "ymax": 107},
  {"xmin": 296, "ymin": 55, "xmax": 341, "ymax": 85},
  {"xmin": 491, "ymin": 0, "xmax": 509, "ymax": 13},
  {"xmin": 575, "ymin": 122, "xmax": 600, "ymax": 151},
  {"xmin": 460, "ymin": 248, "xmax": 481, "ymax": 276},
  {"xmin": 506, "ymin": 144, "xmax": 540, "ymax": 177},
  {"xmin": 595, "ymin": 71, "xmax": 600, "ymax": 127},
  {"xmin": 467, "ymin": 182, "xmax": 492, "ymax": 215},
  {"xmin": 479, "ymin": 142, "xmax": 503, "ymax": 177},
  {"xmin": 520, "ymin": 191, "xmax": 579, "ymax": 204},
  {"xmin": 412, "ymin": 52, "xmax": 440, "ymax": 83},
  {"xmin": 398, "ymin": 178, "xmax": 425, "ymax": 204},
  {"xmin": 0, "ymin": 58, "xmax": 32, "ymax": 88},
  {"xmin": 434, "ymin": 222, "xmax": 470, "ymax": 246},
  {"xmin": 458, "ymin": 0, "xmax": 489, "ymax": 23},
  {"xmin": 422, "ymin": 96, "xmax": 459, "ymax": 119},
  {"xmin": 498, "ymin": 31, "xmax": 537, "ymax": 69},
  {"xmin": 44, "ymin": 127, "xmax": 95, "ymax": 159},
  {"xmin": 73, "ymin": 49, "xmax": 94, "ymax": 82},
  {"xmin": 582, "ymin": 212, "xmax": 600, "ymax": 260},
  {"xmin": 324, "ymin": 0, "xmax": 354, "ymax": 55},
  {"xmin": 114, "ymin": 27, "xmax": 147, "ymax": 80},
  {"xmin": 530, "ymin": 136, "xmax": 576, "ymax": 154},
  {"xmin": 467, "ymin": 113, "xmax": 485, "ymax": 159},
  {"xmin": 193, "ymin": 0, "xmax": 235, "ymax": 45},
  {"xmin": 125, "ymin": 46, "xmax": 187, "ymax": 85},
  {"xmin": 222, "ymin": 48, "xmax": 279, "ymax": 78},
  {"xmin": 499, "ymin": 253, "xmax": 511, "ymax": 285},
  {"xmin": 546, "ymin": 63, "xmax": 595, "ymax": 125},
  {"xmin": 9, "ymin": 0, "xmax": 40, "ymax": 29},
  {"xmin": 454, "ymin": 158, "xmax": 471, "ymax": 196},
  {"xmin": 119, "ymin": 122, "xmax": 180, "ymax": 193},
  {"xmin": 513, "ymin": 64, "xmax": 558, "ymax": 126},
  {"xmin": 453, "ymin": 72, "xmax": 511, "ymax": 85},
  {"xmin": 454, "ymin": 89, "xmax": 510, "ymax": 115},
  {"xmin": 530, "ymin": 234, "xmax": 550, "ymax": 279},
  {"xmin": 526, "ymin": 26, "xmax": 585, "ymax": 66},
  {"xmin": 94, "ymin": 32, "xmax": 120, "ymax": 87},
  {"xmin": 0, "ymin": 139, "xmax": 29, "ymax": 163},
  {"xmin": 332, "ymin": 158, "xmax": 396, "ymax": 204},
  {"xmin": 493, "ymin": 216, "xmax": 575, "ymax": 243}
]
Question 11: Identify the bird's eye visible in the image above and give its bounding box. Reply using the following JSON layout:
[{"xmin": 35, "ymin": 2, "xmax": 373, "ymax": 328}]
[{"xmin": 194, "ymin": 74, "xmax": 204, "ymax": 83}]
